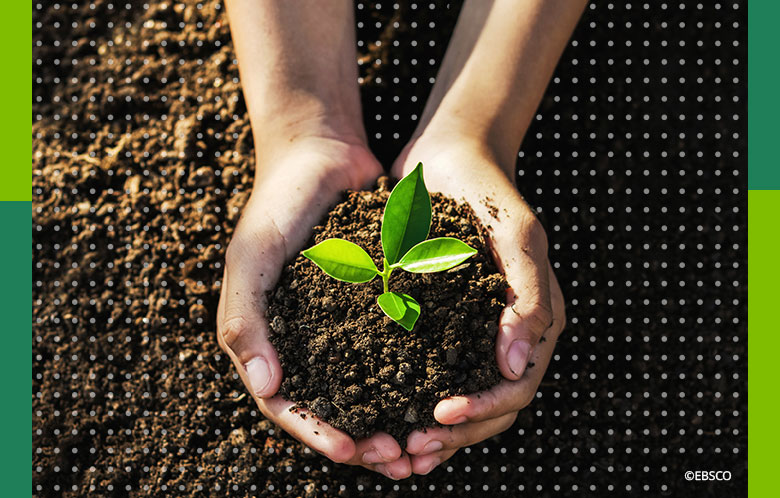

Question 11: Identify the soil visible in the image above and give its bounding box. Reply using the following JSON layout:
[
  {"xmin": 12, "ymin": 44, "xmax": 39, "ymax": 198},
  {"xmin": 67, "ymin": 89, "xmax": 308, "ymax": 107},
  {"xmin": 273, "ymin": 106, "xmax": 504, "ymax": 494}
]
[
  {"xmin": 33, "ymin": 1, "xmax": 746, "ymax": 497},
  {"xmin": 268, "ymin": 179, "xmax": 505, "ymax": 442}
]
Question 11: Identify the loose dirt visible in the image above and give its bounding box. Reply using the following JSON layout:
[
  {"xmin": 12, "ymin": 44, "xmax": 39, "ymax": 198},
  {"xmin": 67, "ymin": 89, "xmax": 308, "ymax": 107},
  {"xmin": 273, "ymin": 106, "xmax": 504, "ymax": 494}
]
[{"xmin": 269, "ymin": 180, "xmax": 505, "ymax": 442}]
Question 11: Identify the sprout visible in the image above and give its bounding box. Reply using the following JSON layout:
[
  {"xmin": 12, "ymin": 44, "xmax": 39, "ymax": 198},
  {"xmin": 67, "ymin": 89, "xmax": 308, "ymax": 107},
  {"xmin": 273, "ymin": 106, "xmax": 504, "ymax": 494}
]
[{"xmin": 302, "ymin": 163, "xmax": 477, "ymax": 330}]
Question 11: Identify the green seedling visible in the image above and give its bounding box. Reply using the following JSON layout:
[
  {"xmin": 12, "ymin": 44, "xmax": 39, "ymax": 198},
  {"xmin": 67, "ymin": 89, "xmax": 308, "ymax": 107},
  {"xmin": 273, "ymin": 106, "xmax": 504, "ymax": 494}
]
[{"xmin": 302, "ymin": 162, "xmax": 477, "ymax": 331}]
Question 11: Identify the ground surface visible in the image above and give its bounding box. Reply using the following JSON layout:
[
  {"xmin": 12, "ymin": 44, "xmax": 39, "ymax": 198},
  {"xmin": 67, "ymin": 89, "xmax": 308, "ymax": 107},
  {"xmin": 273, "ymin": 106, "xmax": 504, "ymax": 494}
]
[{"xmin": 33, "ymin": 1, "xmax": 746, "ymax": 497}]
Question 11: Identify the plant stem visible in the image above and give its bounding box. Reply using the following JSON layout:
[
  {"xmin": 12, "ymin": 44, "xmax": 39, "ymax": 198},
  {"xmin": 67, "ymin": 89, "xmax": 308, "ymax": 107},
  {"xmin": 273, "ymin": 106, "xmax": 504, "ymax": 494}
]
[{"xmin": 381, "ymin": 258, "xmax": 393, "ymax": 293}]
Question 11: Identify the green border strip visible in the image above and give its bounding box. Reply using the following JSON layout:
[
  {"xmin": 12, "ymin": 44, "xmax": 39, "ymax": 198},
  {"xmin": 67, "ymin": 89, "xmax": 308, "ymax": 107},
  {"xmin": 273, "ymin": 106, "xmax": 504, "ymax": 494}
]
[
  {"xmin": 0, "ymin": 2, "xmax": 31, "ymax": 201},
  {"xmin": 3, "ymin": 2, "xmax": 31, "ymax": 495},
  {"xmin": 747, "ymin": 191, "xmax": 778, "ymax": 497},
  {"xmin": 748, "ymin": 2, "xmax": 778, "ymax": 496},
  {"xmin": 748, "ymin": 1, "xmax": 779, "ymax": 189}
]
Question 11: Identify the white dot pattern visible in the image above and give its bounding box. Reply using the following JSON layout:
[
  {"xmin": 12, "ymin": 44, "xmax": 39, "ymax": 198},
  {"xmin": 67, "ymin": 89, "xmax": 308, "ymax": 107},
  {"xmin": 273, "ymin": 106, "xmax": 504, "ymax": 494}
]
[{"xmin": 33, "ymin": 1, "xmax": 746, "ymax": 496}]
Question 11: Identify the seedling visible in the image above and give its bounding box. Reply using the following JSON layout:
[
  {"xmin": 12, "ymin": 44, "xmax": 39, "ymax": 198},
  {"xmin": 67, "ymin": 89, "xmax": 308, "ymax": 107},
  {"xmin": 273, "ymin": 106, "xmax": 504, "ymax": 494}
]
[{"xmin": 302, "ymin": 162, "xmax": 477, "ymax": 331}]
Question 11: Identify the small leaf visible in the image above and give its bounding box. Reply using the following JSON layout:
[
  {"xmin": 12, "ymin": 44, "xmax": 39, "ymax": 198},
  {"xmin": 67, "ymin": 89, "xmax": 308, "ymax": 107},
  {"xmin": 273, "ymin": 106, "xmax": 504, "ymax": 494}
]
[
  {"xmin": 397, "ymin": 237, "xmax": 478, "ymax": 273},
  {"xmin": 302, "ymin": 239, "xmax": 379, "ymax": 283},
  {"xmin": 377, "ymin": 292, "xmax": 421, "ymax": 331},
  {"xmin": 381, "ymin": 162, "xmax": 432, "ymax": 265}
]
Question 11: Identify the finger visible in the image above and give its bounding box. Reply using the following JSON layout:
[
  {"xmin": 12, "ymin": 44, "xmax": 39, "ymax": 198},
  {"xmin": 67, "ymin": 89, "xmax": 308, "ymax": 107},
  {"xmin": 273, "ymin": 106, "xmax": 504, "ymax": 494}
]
[
  {"xmin": 255, "ymin": 396, "xmax": 357, "ymax": 464},
  {"xmin": 492, "ymin": 210, "xmax": 553, "ymax": 381},
  {"xmin": 406, "ymin": 412, "xmax": 517, "ymax": 455},
  {"xmin": 435, "ymin": 267, "xmax": 564, "ymax": 424},
  {"xmin": 369, "ymin": 452, "xmax": 413, "ymax": 480},
  {"xmin": 345, "ymin": 432, "xmax": 403, "ymax": 466},
  {"xmin": 434, "ymin": 324, "xmax": 557, "ymax": 424},
  {"xmin": 409, "ymin": 448, "xmax": 458, "ymax": 475},
  {"xmin": 216, "ymin": 229, "xmax": 285, "ymax": 398}
]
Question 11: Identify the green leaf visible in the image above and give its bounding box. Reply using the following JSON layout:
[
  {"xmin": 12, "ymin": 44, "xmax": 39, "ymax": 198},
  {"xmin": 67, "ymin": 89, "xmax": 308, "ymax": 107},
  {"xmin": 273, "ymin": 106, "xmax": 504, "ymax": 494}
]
[
  {"xmin": 377, "ymin": 292, "xmax": 421, "ymax": 331},
  {"xmin": 381, "ymin": 162, "xmax": 432, "ymax": 265},
  {"xmin": 302, "ymin": 239, "xmax": 379, "ymax": 283},
  {"xmin": 397, "ymin": 237, "xmax": 478, "ymax": 273}
]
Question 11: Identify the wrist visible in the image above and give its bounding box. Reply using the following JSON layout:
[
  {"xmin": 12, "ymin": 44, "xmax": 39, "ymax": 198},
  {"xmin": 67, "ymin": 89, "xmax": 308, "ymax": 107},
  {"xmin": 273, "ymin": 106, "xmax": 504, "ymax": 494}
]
[
  {"xmin": 410, "ymin": 124, "xmax": 519, "ymax": 180},
  {"xmin": 414, "ymin": 111, "xmax": 523, "ymax": 176},
  {"xmin": 252, "ymin": 98, "xmax": 367, "ymax": 154},
  {"xmin": 250, "ymin": 91, "xmax": 369, "ymax": 172},
  {"xmin": 252, "ymin": 133, "xmax": 381, "ymax": 198}
]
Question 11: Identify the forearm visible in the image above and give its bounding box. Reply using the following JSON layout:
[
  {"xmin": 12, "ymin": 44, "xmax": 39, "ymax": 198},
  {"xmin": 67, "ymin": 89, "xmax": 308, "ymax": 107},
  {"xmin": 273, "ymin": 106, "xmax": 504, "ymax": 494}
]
[
  {"xmin": 416, "ymin": 0, "xmax": 587, "ymax": 173},
  {"xmin": 225, "ymin": 0, "xmax": 365, "ymax": 154}
]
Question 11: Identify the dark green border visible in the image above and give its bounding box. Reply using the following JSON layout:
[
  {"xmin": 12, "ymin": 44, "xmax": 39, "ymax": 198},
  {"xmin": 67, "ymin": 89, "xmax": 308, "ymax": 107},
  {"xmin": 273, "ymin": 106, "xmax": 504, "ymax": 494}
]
[
  {"xmin": 0, "ymin": 202, "xmax": 31, "ymax": 494},
  {"xmin": 748, "ymin": 1, "xmax": 779, "ymax": 189}
]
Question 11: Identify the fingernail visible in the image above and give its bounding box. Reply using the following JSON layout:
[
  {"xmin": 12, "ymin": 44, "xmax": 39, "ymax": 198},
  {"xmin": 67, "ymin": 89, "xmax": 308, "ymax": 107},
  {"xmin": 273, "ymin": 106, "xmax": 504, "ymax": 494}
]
[
  {"xmin": 245, "ymin": 357, "xmax": 272, "ymax": 397},
  {"xmin": 421, "ymin": 457, "xmax": 441, "ymax": 475},
  {"xmin": 421, "ymin": 440, "xmax": 443, "ymax": 454},
  {"xmin": 450, "ymin": 415, "xmax": 468, "ymax": 425},
  {"xmin": 375, "ymin": 446, "xmax": 388, "ymax": 461},
  {"xmin": 362, "ymin": 450, "xmax": 382, "ymax": 464},
  {"xmin": 507, "ymin": 340, "xmax": 532, "ymax": 377},
  {"xmin": 375, "ymin": 464, "xmax": 396, "ymax": 480}
]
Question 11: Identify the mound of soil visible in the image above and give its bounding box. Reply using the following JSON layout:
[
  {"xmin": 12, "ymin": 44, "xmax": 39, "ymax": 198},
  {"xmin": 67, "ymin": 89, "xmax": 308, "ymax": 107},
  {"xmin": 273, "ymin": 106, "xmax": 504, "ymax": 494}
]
[{"xmin": 268, "ymin": 178, "xmax": 506, "ymax": 442}]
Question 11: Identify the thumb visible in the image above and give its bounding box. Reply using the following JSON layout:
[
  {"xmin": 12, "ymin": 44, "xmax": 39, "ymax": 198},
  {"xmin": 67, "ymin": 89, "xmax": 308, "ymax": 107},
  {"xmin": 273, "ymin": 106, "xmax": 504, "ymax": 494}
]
[
  {"xmin": 216, "ymin": 234, "xmax": 284, "ymax": 398},
  {"xmin": 493, "ymin": 220, "xmax": 553, "ymax": 381}
]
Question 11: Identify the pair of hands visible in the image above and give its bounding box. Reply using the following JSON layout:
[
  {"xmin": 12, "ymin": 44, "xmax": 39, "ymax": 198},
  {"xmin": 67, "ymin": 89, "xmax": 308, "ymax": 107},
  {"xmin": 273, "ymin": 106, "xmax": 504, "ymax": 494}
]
[{"xmin": 216, "ymin": 132, "xmax": 565, "ymax": 479}]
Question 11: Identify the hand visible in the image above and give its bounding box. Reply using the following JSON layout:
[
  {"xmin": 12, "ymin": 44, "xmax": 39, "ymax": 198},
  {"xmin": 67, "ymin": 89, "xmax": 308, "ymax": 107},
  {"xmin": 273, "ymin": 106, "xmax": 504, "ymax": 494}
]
[
  {"xmin": 216, "ymin": 135, "xmax": 414, "ymax": 477},
  {"xmin": 391, "ymin": 135, "xmax": 566, "ymax": 475}
]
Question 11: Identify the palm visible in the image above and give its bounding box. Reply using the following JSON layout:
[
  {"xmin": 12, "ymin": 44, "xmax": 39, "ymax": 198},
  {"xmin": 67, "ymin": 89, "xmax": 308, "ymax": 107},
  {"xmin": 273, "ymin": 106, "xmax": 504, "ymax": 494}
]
[
  {"xmin": 218, "ymin": 139, "xmax": 415, "ymax": 471},
  {"xmin": 392, "ymin": 138, "xmax": 565, "ymax": 475},
  {"xmin": 247, "ymin": 139, "xmax": 383, "ymax": 262}
]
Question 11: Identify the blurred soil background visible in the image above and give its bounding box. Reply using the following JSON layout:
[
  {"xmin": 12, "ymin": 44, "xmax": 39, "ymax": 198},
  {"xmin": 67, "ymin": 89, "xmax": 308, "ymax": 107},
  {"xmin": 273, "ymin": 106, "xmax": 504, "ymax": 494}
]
[{"xmin": 33, "ymin": 1, "xmax": 746, "ymax": 496}]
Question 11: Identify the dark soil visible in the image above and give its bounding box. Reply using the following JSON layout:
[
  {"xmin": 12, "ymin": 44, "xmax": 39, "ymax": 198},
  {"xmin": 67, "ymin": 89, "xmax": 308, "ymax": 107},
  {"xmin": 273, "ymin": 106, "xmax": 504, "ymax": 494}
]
[
  {"xmin": 268, "ymin": 180, "xmax": 505, "ymax": 442},
  {"xmin": 33, "ymin": 1, "xmax": 746, "ymax": 497}
]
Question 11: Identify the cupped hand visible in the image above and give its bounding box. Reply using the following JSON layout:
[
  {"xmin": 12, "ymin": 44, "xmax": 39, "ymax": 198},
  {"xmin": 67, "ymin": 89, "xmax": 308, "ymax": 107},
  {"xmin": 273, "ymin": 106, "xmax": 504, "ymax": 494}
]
[
  {"xmin": 216, "ymin": 135, "xmax": 413, "ymax": 478},
  {"xmin": 391, "ymin": 136, "xmax": 566, "ymax": 475}
]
